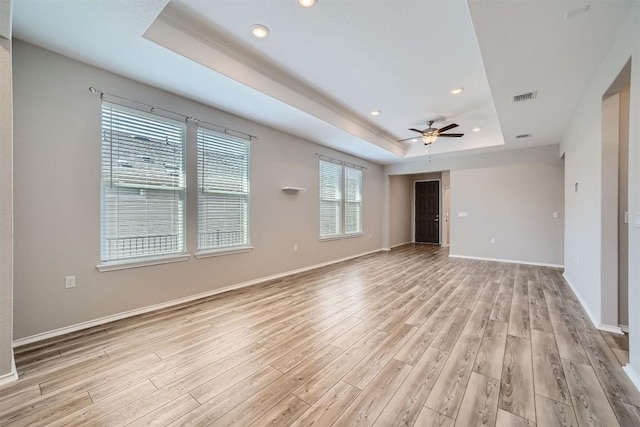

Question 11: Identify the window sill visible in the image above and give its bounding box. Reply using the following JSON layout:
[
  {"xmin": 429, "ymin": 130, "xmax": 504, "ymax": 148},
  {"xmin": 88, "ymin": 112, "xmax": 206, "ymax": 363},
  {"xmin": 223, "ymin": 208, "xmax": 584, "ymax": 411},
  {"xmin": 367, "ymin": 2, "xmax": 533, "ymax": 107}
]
[
  {"xmin": 320, "ymin": 233, "xmax": 364, "ymax": 242},
  {"xmin": 195, "ymin": 245, "xmax": 254, "ymax": 259},
  {"xmin": 96, "ymin": 254, "xmax": 191, "ymax": 272}
]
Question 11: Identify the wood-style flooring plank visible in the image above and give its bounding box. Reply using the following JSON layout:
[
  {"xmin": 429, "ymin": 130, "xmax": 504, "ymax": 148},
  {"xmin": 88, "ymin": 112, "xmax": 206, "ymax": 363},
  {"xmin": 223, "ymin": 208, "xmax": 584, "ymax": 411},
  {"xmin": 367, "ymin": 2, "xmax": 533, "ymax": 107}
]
[
  {"xmin": 425, "ymin": 334, "xmax": 482, "ymax": 419},
  {"xmin": 461, "ymin": 301, "xmax": 492, "ymax": 339},
  {"xmin": 289, "ymin": 381, "xmax": 360, "ymax": 427},
  {"xmin": 608, "ymin": 397, "xmax": 640, "ymax": 427},
  {"xmin": 332, "ymin": 359, "xmax": 412, "ymax": 427},
  {"xmin": 453, "ymin": 372, "xmax": 499, "ymax": 427},
  {"xmin": 498, "ymin": 335, "xmax": 536, "ymax": 422},
  {"xmin": 550, "ymin": 312, "xmax": 590, "ymax": 365},
  {"xmin": 126, "ymin": 393, "xmax": 200, "ymax": 427},
  {"xmin": 473, "ymin": 320, "xmax": 508, "ymax": 380},
  {"xmin": 531, "ymin": 329, "xmax": 570, "ymax": 405},
  {"xmin": 562, "ymin": 358, "xmax": 621, "ymax": 427},
  {"xmin": 431, "ymin": 307, "xmax": 471, "ymax": 352},
  {"xmin": 495, "ymin": 409, "xmax": 535, "ymax": 426},
  {"xmin": 534, "ymin": 394, "xmax": 578, "ymax": 427},
  {"xmin": 578, "ymin": 330, "xmax": 640, "ymax": 405},
  {"xmin": 373, "ymin": 346, "xmax": 448, "ymax": 427},
  {"xmin": 413, "ymin": 407, "xmax": 455, "ymax": 427}
]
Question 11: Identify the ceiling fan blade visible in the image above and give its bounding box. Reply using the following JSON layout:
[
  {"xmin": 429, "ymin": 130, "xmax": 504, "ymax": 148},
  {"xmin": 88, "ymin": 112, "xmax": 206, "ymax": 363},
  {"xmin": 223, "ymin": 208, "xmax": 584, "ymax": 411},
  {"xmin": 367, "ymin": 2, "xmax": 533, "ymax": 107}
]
[
  {"xmin": 409, "ymin": 128, "xmax": 424, "ymax": 134},
  {"xmin": 438, "ymin": 133, "xmax": 464, "ymax": 137},
  {"xmin": 398, "ymin": 136, "xmax": 420, "ymax": 142},
  {"xmin": 437, "ymin": 123, "xmax": 459, "ymax": 133}
]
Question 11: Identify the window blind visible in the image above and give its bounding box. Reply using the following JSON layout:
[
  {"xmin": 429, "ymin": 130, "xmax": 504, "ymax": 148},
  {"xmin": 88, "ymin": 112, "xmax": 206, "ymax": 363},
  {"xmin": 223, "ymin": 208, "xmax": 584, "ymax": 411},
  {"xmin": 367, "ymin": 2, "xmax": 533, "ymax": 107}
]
[
  {"xmin": 100, "ymin": 103, "xmax": 186, "ymax": 262},
  {"xmin": 344, "ymin": 166, "xmax": 363, "ymax": 234},
  {"xmin": 319, "ymin": 160, "xmax": 343, "ymax": 238},
  {"xmin": 197, "ymin": 128, "xmax": 250, "ymax": 250}
]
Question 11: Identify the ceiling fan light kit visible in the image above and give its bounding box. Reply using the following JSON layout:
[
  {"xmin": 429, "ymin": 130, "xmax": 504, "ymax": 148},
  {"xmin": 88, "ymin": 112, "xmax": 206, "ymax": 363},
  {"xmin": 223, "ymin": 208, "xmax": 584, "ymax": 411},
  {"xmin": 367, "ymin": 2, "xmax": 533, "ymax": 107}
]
[{"xmin": 400, "ymin": 120, "xmax": 464, "ymax": 145}]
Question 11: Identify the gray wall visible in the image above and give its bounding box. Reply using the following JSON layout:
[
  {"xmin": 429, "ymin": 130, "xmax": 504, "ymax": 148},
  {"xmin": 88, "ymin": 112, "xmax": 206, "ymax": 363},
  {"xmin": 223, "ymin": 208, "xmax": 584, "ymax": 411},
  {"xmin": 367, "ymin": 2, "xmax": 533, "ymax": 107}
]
[
  {"xmin": 385, "ymin": 145, "xmax": 565, "ymax": 267},
  {"xmin": 12, "ymin": 41, "xmax": 384, "ymax": 340},
  {"xmin": 450, "ymin": 161, "xmax": 564, "ymax": 266},
  {"xmin": 388, "ymin": 175, "xmax": 412, "ymax": 247},
  {"xmin": 0, "ymin": 30, "xmax": 14, "ymax": 379},
  {"xmin": 560, "ymin": 1, "xmax": 639, "ymax": 370}
]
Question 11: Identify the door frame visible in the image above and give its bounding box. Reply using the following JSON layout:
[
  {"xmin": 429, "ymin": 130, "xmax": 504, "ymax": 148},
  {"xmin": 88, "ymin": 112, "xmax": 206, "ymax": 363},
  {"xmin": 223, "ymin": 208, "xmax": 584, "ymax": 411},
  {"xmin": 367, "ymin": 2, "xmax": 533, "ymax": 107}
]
[{"xmin": 412, "ymin": 179, "xmax": 442, "ymax": 245}]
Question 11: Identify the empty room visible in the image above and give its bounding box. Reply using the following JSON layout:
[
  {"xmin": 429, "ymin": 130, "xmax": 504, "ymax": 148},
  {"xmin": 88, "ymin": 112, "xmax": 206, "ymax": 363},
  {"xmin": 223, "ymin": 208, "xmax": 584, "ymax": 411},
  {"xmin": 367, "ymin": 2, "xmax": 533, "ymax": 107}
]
[{"xmin": 1, "ymin": 0, "xmax": 639, "ymax": 426}]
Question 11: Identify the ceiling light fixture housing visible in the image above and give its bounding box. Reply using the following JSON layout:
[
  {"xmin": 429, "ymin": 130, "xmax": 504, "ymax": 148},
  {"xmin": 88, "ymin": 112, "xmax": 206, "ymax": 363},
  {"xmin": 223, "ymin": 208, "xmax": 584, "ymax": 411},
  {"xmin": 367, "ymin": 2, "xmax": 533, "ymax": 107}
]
[
  {"xmin": 251, "ymin": 24, "xmax": 270, "ymax": 39},
  {"xmin": 298, "ymin": 0, "xmax": 318, "ymax": 7},
  {"xmin": 450, "ymin": 87, "xmax": 464, "ymax": 95},
  {"xmin": 472, "ymin": 127, "xmax": 481, "ymax": 132},
  {"xmin": 370, "ymin": 110, "xmax": 381, "ymax": 116}
]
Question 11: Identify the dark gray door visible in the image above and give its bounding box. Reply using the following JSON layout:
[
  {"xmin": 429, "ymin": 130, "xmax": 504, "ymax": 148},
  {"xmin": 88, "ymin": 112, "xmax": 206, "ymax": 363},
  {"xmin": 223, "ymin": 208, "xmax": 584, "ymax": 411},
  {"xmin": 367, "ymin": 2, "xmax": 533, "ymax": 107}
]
[{"xmin": 415, "ymin": 181, "xmax": 439, "ymax": 244}]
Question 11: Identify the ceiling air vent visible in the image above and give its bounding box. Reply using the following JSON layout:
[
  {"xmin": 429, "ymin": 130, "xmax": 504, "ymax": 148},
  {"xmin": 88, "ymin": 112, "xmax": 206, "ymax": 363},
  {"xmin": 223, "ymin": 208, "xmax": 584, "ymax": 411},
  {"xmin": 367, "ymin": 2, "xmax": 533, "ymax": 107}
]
[
  {"xmin": 512, "ymin": 91, "xmax": 537, "ymax": 103},
  {"xmin": 516, "ymin": 133, "xmax": 532, "ymax": 139}
]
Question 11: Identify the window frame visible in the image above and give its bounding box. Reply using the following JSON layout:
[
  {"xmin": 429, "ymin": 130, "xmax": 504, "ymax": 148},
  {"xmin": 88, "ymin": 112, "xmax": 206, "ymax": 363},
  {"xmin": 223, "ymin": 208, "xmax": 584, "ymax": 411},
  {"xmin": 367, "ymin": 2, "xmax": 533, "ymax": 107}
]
[
  {"xmin": 195, "ymin": 126, "xmax": 252, "ymax": 257},
  {"xmin": 318, "ymin": 158, "xmax": 364, "ymax": 241},
  {"xmin": 98, "ymin": 102, "xmax": 187, "ymax": 266}
]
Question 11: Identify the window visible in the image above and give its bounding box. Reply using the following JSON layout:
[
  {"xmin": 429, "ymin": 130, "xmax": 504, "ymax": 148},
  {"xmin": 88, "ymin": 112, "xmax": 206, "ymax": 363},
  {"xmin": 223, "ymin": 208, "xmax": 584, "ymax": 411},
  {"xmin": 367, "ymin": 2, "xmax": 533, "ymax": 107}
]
[
  {"xmin": 100, "ymin": 103, "xmax": 186, "ymax": 262},
  {"xmin": 197, "ymin": 128, "xmax": 250, "ymax": 251},
  {"xmin": 319, "ymin": 158, "xmax": 363, "ymax": 239},
  {"xmin": 344, "ymin": 165, "xmax": 363, "ymax": 234}
]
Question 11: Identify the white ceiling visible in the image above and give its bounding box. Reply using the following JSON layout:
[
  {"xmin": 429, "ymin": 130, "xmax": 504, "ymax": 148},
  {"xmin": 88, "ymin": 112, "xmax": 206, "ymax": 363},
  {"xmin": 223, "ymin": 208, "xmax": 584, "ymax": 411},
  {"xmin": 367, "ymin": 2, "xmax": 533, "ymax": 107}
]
[{"xmin": 11, "ymin": 0, "xmax": 634, "ymax": 165}]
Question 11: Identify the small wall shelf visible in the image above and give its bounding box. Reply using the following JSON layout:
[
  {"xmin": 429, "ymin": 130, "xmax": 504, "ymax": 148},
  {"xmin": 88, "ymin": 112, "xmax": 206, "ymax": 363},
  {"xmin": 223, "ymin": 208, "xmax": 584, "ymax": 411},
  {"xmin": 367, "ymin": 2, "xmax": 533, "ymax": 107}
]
[{"xmin": 281, "ymin": 187, "xmax": 306, "ymax": 192}]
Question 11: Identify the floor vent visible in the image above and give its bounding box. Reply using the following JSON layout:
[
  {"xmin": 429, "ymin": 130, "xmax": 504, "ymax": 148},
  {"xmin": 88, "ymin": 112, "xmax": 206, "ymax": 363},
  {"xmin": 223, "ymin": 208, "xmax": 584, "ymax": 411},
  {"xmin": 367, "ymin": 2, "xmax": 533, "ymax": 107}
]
[{"xmin": 512, "ymin": 91, "xmax": 537, "ymax": 103}]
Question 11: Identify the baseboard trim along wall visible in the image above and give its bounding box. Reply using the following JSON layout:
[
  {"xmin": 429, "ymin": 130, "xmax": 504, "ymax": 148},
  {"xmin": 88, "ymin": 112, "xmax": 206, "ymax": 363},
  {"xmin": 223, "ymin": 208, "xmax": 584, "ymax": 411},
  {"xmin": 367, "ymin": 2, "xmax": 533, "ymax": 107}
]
[
  {"xmin": 448, "ymin": 254, "xmax": 564, "ymax": 269},
  {"xmin": 13, "ymin": 248, "xmax": 383, "ymax": 347},
  {"xmin": 562, "ymin": 273, "xmax": 625, "ymax": 335},
  {"xmin": 390, "ymin": 242, "xmax": 412, "ymax": 249},
  {"xmin": 0, "ymin": 357, "xmax": 18, "ymax": 386},
  {"xmin": 623, "ymin": 364, "xmax": 640, "ymax": 392}
]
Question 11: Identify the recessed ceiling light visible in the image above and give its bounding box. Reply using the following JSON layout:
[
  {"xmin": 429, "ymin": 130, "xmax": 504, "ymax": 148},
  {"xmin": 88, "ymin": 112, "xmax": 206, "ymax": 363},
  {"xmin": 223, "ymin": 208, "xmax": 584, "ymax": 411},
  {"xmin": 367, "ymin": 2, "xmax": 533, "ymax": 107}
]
[
  {"xmin": 298, "ymin": 0, "xmax": 318, "ymax": 7},
  {"xmin": 411, "ymin": 138, "xmax": 418, "ymax": 142},
  {"xmin": 251, "ymin": 24, "xmax": 270, "ymax": 39},
  {"xmin": 450, "ymin": 87, "xmax": 464, "ymax": 95},
  {"xmin": 370, "ymin": 110, "xmax": 381, "ymax": 116},
  {"xmin": 472, "ymin": 127, "xmax": 481, "ymax": 132}
]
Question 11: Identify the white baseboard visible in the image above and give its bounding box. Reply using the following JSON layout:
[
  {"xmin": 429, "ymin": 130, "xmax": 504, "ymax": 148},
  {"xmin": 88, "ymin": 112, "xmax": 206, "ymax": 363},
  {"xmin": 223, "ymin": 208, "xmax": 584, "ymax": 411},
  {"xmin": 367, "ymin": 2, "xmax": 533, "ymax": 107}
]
[
  {"xmin": 623, "ymin": 364, "xmax": 640, "ymax": 392},
  {"xmin": 449, "ymin": 254, "xmax": 563, "ymax": 269},
  {"xmin": 0, "ymin": 356, "xmax": 18, "ymax": 386},
  {"xmin": 13, "ymin": 248, "xmax": 383, "ymax": 347},
  {"xmin": 598, "ymin": 324, "xmax": 625, "ymax": 334},
  {"xmin": 561, "ymin": 273, "xmax": 624, "ymax": 334},
  {"xmin": 390, "ymin": 242, "xmax": 411, "ymax": 249}
]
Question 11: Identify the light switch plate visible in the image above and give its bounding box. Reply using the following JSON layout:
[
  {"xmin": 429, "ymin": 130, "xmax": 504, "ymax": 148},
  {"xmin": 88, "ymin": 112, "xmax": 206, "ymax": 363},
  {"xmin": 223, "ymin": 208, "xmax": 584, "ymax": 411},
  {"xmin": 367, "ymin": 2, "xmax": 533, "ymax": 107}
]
[{"xmin": 635, "ymin": 212, "xmax": 640, "ymax": 228}]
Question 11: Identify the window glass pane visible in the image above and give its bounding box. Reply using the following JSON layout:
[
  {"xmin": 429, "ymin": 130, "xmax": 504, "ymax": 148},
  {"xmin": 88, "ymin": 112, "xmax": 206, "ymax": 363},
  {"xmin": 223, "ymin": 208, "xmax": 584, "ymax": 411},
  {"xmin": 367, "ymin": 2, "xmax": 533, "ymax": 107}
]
[
  {"xmin": 197, "ymin": 129, "xmax": 250, "ymax": 250},
  {"xmin": 101, "ymin": 103, "xmax": 186, "ymax": 261},
  {"xmin": 344, "ymin": 166, "xmax": 362, "ymax": 234},
  {"xmin": 319, "ymin": 160, "xmax": 342, "ymax": 238}
]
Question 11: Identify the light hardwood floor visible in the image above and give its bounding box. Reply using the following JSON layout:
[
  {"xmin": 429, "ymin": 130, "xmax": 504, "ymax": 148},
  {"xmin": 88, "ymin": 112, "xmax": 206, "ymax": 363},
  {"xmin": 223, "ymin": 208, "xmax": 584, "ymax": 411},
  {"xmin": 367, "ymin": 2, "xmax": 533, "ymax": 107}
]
[{"xmin": 1, "ymin": 245, "xmax": 639, "ymax": 426}]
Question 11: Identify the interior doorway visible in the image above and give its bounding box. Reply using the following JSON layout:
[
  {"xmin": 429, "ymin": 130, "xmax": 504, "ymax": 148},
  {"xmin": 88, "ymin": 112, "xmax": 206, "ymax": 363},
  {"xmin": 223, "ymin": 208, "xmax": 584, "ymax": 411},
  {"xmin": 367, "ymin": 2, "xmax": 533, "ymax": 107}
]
[
  {"xmin": 601, "ymin": 59, "xmax": 630, "ymax": 332},
  {"xmin": 415, "ymin": 180, "xmax": 440, "ymax": 244}
]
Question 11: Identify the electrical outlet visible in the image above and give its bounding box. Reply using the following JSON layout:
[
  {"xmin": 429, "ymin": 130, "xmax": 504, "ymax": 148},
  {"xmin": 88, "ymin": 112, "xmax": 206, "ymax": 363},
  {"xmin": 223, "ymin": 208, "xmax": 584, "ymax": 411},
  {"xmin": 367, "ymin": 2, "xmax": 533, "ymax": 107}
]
[
  {"xmin": 65, "ymin": 276, "xmax": 76, "ymax": 289},
  {"xmin": 491, "ymin": 237, "xmax": 496, "ymax": 244},
  {"xmin": 293, "ymin": 244, "xmax": 298, "ymax": 251},
  {"xmin": 553, "ymin": 212, "xmax": 559, "ymax": 219}
]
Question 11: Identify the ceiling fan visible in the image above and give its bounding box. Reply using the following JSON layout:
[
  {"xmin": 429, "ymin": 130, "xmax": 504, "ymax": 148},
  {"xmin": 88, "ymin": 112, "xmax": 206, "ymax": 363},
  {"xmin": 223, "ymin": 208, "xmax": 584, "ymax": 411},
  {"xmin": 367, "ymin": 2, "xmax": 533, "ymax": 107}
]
[{"xmin": 400, "ymin": 121, "xmax": 464, "ymax": 145}]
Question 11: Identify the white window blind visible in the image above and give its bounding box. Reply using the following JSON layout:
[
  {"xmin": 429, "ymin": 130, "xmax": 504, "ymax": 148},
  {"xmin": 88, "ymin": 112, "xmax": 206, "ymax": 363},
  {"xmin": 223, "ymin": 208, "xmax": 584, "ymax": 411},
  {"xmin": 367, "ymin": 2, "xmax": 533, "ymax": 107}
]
[
  {"xmin": 197, "ymin": 128, "xmax": 250, "ymax": 251},
  {"xmin": 344, "ymin": 166, "xmax": 363, "ymax": 234},
  {"xmin": 100, "ymin": 103, "xmax": 186, "ymax": 262},
  {"xmin": 319, "ymin": 160, "xmax": 343, "ymax": 238}
]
